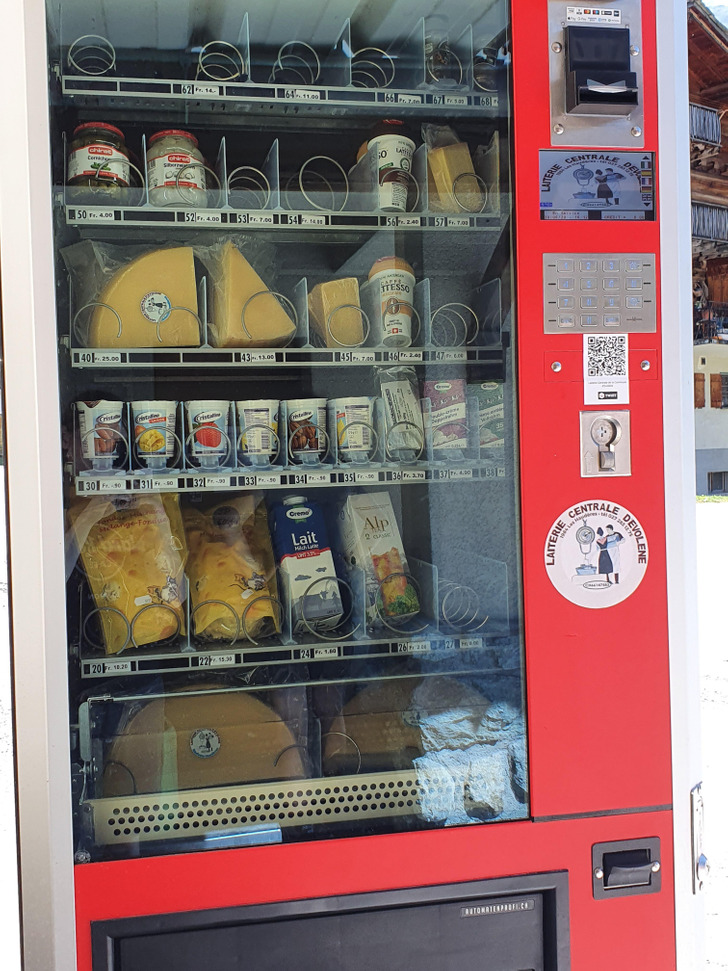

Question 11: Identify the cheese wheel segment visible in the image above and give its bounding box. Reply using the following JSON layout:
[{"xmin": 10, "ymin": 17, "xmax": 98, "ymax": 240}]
[
  {"xmin": 307, "ymin": 278, "xmax": 364, "ymax": 348},
  {"xmin": 427, "ymin": 142, "xmax": 480, "ymax": 212},
  {"xmin": 88, "ymin": 247, "xmax": 201, "ymax": 347},
  {"xmin": 210, "ymin": 241, "xmax": 296, "ymax": 347}
]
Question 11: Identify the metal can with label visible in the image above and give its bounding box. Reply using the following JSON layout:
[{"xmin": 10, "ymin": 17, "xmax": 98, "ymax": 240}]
[{"xmin": 368, "ymin": 256, "xmax": 416, "ymax": 347}]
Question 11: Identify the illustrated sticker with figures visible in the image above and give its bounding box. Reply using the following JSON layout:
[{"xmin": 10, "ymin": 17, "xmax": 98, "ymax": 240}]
[
  {"xmin": 544, "ymin": 500, "xmax": 648, "ymax": 608},
  {"xmin": 539, "ymin": 151, "xmax": 654, "ymax": 221}
]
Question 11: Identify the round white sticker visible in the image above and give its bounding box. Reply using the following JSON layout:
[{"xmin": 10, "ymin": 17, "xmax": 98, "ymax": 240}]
[
  {"xmin": 140, "ymin": 291, "xmax": 172, "ymax": 323},
  {"xmin": 189, "ymin": 728, "xmax": 221, "ymax": 759},
  {"xmin": 544, "ymin": 500, "xmax": 648, "ymax": 609}
]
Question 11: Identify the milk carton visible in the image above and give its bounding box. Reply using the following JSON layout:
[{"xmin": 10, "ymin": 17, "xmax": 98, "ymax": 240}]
[
  {"xmin": 270, "ymin": 496, "xmax": 343, "ymax": 634},
  {"xmin": 339, "ymin": 492, "xmax": 420, "ymax": 625}
]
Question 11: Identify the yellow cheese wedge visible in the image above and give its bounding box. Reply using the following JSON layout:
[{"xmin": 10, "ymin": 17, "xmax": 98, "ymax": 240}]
[
  {"xmin": 427, "ymin": 142, "xmax": 483, "ymax": 213},
  {"xmin": 308, "ymin": 278, "xmax": 364, "ymax": 348},
  {"xmin": 88, "ymin": 247, "xmax": 200, "ymax": 347},
  {"xmin": 210, "ymin": 241, "xmax": 296, "ymax": 348}
]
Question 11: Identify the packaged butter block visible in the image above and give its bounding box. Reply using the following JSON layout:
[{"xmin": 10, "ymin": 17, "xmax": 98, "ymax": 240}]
[
  {"xmin": 307, "ymin": 278, "xmax": 364, "ymax": 348},
  {"xmin": 182, "ymin": 493, "xmax": 280, "ymax": 643},
  {"xmin": 103, "ymin": 687, "xmax": 307, "ymax": 796},
  {"xmin": 338, "ymin": 491, "xmax": 420, "ymax": 625},
  {"xmin": 88, "ymin": 247, "xmax": 201, "ymax": 347},
  {"xmin": 67, "ymin": 493, "xmax": 188, "ymax": 654},
  {"xmin": 208, "ymin": 240, "xmax": 296, "ymax": 348},
  {"xmin": 427, "ymin": 142, "xmax": 482, "ymax": 213}
]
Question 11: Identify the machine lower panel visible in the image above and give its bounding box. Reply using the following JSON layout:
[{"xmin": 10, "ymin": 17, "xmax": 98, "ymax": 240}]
[{"xmin": 91, "ymin": 872, "xmax": 569, "ymax": 971}]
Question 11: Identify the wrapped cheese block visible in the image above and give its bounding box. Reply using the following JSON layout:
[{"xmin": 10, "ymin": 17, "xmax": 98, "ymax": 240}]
[
  {"xmin": 427, "ymin": 142, "xmax": 483, "ymax": 213},
  {"xmin": 323, "ymin": 677, "xmax": 489, "ymax": 775},
  {"xmin": 88, "ymin": 247, "xmax": 201, "ymax": 347},
  {"xmin": 68, "ymin": 493, "xmax": 188, "ymax": 654},
  {"xmin": 208, "ymin": 240, "xmax": 297, "ymax": 347},
  {"xmin": 182, "ymin": 493, "xmax": 280, "ymax": 643},
  {"xmin": 307, "ymin": 278, "xmax": 365, "ymax": 347},
  {"xmin": 103, "ymin": 687, "xmax": 307, "ymax": 796}
]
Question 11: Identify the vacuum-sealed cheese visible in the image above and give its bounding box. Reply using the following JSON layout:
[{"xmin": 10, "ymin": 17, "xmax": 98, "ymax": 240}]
[
  {"xmin": 103, "ymin": 687, "xmax": 306, "ymax": 796},
  {"xmin": 89, "ymin": 247, "xmax": 201, "ymax": 347},
  {"xmin": 208, "ymin": 240, "xmax": 296, "ymax": 347},
  {"xmin": 183, "ymin": 493, "xmax": 280, "ymax": 643},
  {"xmin": 307, "ymin": 278, "xmax": 364, "ymax": 348},
  {"xmin": 68, "ymin": 494, "xmax": 188, "ymax": 654}
]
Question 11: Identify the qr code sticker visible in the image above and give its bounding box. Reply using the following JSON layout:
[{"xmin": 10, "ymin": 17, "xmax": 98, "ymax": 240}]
[{"xmin": 586, "ymin": 334, "xmax": 627, "ymax": 377}]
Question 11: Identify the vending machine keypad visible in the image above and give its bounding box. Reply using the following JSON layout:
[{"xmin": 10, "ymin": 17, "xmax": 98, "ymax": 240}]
[{"xmin": 543, "ymin": 253, "xmax": 656, "ymax": 333}]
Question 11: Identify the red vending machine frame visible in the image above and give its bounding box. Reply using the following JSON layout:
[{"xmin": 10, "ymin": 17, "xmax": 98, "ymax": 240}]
[{"xmin": 0, "ymin": 0, "xmax": 702, "ymax": 968}]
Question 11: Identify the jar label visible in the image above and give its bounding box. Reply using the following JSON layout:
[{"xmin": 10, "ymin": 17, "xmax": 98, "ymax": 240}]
[
  {"xmin": 68, "ymin": 145, "xmax": 130, "ymax": 187},
  {"xmin": 147, "ymin": 152, "xmax": 207, "ymax": 191},
  {"xmin": 368, "ymin": 134, "xmax": 415, "ymax": 212}
]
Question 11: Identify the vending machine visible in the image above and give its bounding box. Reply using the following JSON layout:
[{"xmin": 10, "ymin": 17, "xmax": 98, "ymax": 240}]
[{"xmin": 0, "ymin": 0, "xmax": 702, "ymax": 968}]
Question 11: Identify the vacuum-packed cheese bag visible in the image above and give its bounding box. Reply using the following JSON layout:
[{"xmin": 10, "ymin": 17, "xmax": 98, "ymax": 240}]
[
  {"xmin": 205, "ymin": 239, "xmax": 297, "ymax": 347},
  {"xmin": 62, "ymin": 240, "xmax": 201, "ymax": 348},
  {"xmin": 67, "ymin": 493, "xmax": 188, "ymax": 654},
  {"xmin": 103, "ymin": 686, "xmax": 307, "ymax": 796},
  {"xmin": 182, "ymin": 493, "xmax": 281, "ymax": 643}
]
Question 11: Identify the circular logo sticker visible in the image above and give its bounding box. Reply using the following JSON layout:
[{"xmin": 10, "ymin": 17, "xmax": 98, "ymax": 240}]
[
  {"xmin": 190, "ymin": 728, "xmax": 221, "ymax": 759},
  {"xmin": 544, "ymin": 500, "xmax": 648, "ymax": 609},
  {"xmin": 140, "ymin": 291, "xmax": 172, "ymax": 323}
]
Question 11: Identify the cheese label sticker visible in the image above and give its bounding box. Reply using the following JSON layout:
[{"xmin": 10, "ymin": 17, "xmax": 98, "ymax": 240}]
[
  {"xmin": 140, "ymin": 291, "xmax": 172, "ymax": 323},
  {"xmin": 190, "ymin": 728, "xmax": 221, "ymax": 759},
  {"xmin": 544, "ymin": 500, "xmax": 648, "ymax": 608}
]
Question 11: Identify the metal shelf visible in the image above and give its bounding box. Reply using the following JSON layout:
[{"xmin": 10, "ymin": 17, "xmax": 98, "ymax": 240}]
[
  {"xmin": 68, "ymin": 345, "xmax": 502, "ymax": 369},
  {"xmin": 64, "ymin": 203, "xmax": 501, "ymax": 233},
  {"xmin": 78, "ymin": 629, "xmax": 499, "ymax": 679},
  {"xmin": 60, "ymin": 75, "xmax": 500, "ymax": 115},
  {"xmin": 73, "ymin": 461, "xmax": 506, "ymax": 497}
]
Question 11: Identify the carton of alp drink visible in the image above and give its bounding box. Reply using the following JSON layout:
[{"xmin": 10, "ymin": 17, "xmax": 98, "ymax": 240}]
[
  {"xmin": 339, "ymin": 492, "xmax": 420, "ymax": 625},
  {"xmin": 270, "ymin": 496, "xmax": 343, "ymax": 634}
]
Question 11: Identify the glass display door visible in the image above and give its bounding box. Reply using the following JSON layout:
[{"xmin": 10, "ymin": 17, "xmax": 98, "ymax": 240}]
[{"xmin": 46, "ymin": 0, "xmax": 526, "ymax": 863}]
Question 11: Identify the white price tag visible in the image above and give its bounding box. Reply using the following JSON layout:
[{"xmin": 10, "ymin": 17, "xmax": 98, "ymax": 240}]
[
  {"xmin": 355, "ymin": 471, "xmax": 379, "ymax": 483},
  {"xmin": 402, "ymin": 470, "xmax": 426, "ymax": 481},
  {"xmin": 447, "ymin": 217, "xmax": 470, "ymax": 228},
  {"xmin": 397, "ymin": 216, "xmax": 421, "ymax": 227},
  {"xmin": 256, "ymin": 475, "xmax": 282, "ymax": 487},
  {"xmin": 314, "ymin": 646, "xmax": 339, "ymax": 659},
  {"xmin": 396, "ymin": 640, "xmax": 431, "ymax": 654},
  {"xmin": 99, "ymin": 478, "xmax": 126, "ymax": 492},
  {"xmin": 87, "ymin": 209, "xmax": 115, "ymax": 222},
  {"xmin": 301, "ymin": 214, "xmax": 327, "ymax": 226},
  {"xmin": 449, "ymin": 468, "xmax": 473, "ymax": 480},
  {"xmin": 460, "ymin": 637, "xmax": 483, "ymax": 650},
  {"xmin": 397, "ymin": 93, "xmax": 422, "ymax": 104},
  {"xmin": 240, "ymin": 350, "xmax": 277, "ymax": 364},
  {"xmin": 306, "ymin": 473, "xmax": 329, "ymax": 484},
  {"xmin": 152, "ymin": 477, "xmax": 177, "ymax": 490},
  {"xmin": 105, "ymin": 661, "xmax": 131, "ymax": 674},
  {"xmin": 205, "ymin": 476, "xmax": 229, "ymax": 488},
  {"xmin": 444, "ymin": 95, "xmax": 468, "ymax": 106},
  {"xmin": 434, "ymin": 350, "xmax": 467, "ymax": 362},
  {"xmin": 285, "ymin": 88, "xmax": 322, "ymax": 100},
  {"xmin": 248, "ymin": 213, "xmax": 274, "ymax": 225},
  {"xmin": 194, "ymin": 83, "xmax": 222, "ymax": 96},
  {"xmin": 93, "ymin": 352, "xmax": 122, "ymax": 364},
  {"xmin": 198, "ymin": 653, "xmax": 236, "ymax": 667},
  {"xmin": 351, "ymin": 350, "xmax": 376, "ymax": 364},
  {"xmin": 398, "ymin": 350, "xmax": 423, "ymax": 363},
  {"xmin": 193, "ymin": 210, "xmax": 222, "ymax": 224}
]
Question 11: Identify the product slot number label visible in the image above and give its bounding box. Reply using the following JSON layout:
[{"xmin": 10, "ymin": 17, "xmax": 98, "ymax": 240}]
[
  {"xmin": 301, "ymin": 214, "xmax": 327, "ymax": 227},
  {"xmin": 480, "ymin": 95, "xmax": 499, "ymax": 108},
  {"xmin": 398, "ymin": 350, "xmax": 423, "ymax": 363},
  {"xmin": 285, "ymin": 88, "xmax": 322, "ymax": 100},
  {"xmin": 460, "ymin": 637, "xmax": 483, "ymax": 650},
  {"xmin": 76, "ymin": 352, "xmax": 122, "ymax": 365},
  {"xmin": 197, "ymin": 653, "xmax": 236, "ymax": 667},
  {"xmin": 288, "ymin": 473, "xmax": 309, "ymax": 485},
  {"xmin": 434, "ymin": 350, "xmax": 467, "ymax": 362},
  {"xmin": 395, "ymin": 640, "xmax": 431, "ymax": 654},
  {"xmin": 75, "ymin": 208, "xmax": 115, "ymax": 222},
  {"xmin": 185, "ymin": 210, "xmax": 222, "ymax": 224},
  {"xmin": 336, "ymin": 350, "xmax": 376, "ymax": 363},
  {"xmin": 239, "ymin": 351, "xmax": 277, "ymax": 364},
  {"xmin": 313, "ymin": 647, "xmax": 339, "ymax": 659}
]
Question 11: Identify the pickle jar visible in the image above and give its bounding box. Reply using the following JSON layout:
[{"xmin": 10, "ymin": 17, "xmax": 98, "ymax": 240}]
[
  {"xmin": 67, "ymin": 122, "xmax": 131, "ymax": 196},
  {"xmin": 146, "ymin": 129, "xmax": 208, "ymax": 208}
]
